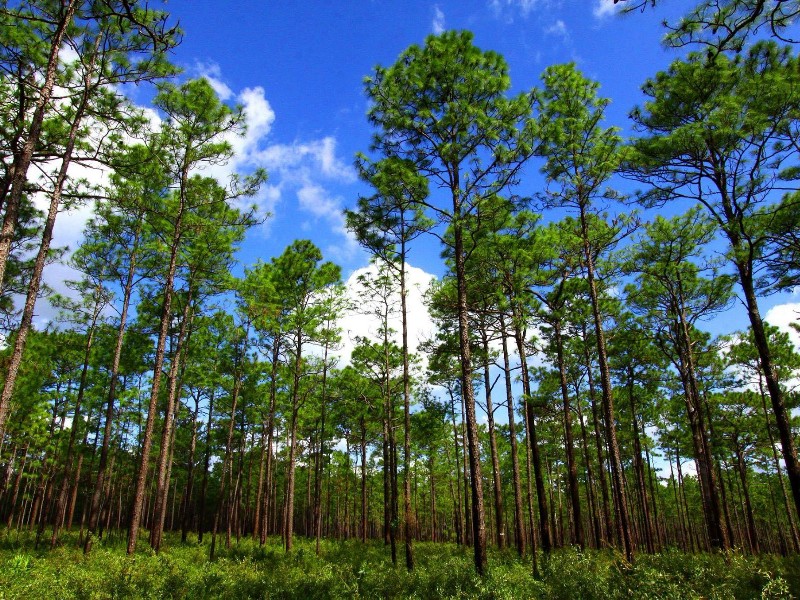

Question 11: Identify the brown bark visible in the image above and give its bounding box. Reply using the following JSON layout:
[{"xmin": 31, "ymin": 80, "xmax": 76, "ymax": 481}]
[
  {"xmin": 51, "ymin": 314, "xmax": 98, "ymax": 547},
  {"xmin": 500, "ymin": 315, "xmax": 526, "ymax": 556},
  {"xmin": 210, "ymin": 357, "xmax": 244, "ymax": 560},
  {"xmin": 180, "ymin": 395, "xmax": 200, "ymax": 543},
  {"xmin": 260, "ymin": 339, "xmax": 281, "ymax": 544},
  {"xmin": 126, "ymin": 179, "xmax": 186, "ymax": 554},
  {"xmin": 84, "ymin": 221, "xmax": 141, "ymax": 554},
  {"xmin": 399, "ymin": 245, "xmax": 414, "ymax": 570},
  {"xmin": 579, "ymin": 206, "xmax": 633, "ymax": 561},
  {"xmin": 513, "ymin": 320, "xmax": 552, "ymax": 554},
  {"xmin": 0, "ymin": 0, "xmax": 78, "ymax": 310},
  {"xmin": 553, "ymin": 321, "xmax": 584, "ymax": 549},
  {"xmin": 733, "ymin": 438, "xmax": 759, "ymax": 553},
  {"xmin": 581, "ymin": 326, "xmax": 612, "ymax": 548},
  {"xmin": 452, "ymin": 206, "xmax": 487, "ymax": 574},
  {"xmin": 150, "ymin": 294, "xmax": 194, "ymax": 552},
  {"xmin": 480, "ymin": 328, "xmax": 505, "ymax": 550},
  {"xmin": 0, "ymin": 39, "xmax": 95, "ymax": 452},
  {"xmin": 197, "ymin": 389, "xmax": 215, "ymax": 543}
]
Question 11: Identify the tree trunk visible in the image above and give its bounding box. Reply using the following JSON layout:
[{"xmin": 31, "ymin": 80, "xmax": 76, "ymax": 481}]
[
  {"xmin": 513, "ymin": 319, "xmax": 551, "ymax": 554},
  {"xmin": 579, "ymin": 206, "xmax": 633, "ymax": 561},
  {"xmin": 127, "ymin": 191, "xmax": 186, "ymax": 554},
  {"xmin": 736, "ymin": 250, "xmax": 800, "ymax": 531},
  {"xmin": 151, "ymin": 293, "xmax": 194, "ymax": 552},
  {"xmin": 84, "ymin": 221, "xmax": 141, "ymax": 554},
  {"xmin": 452, "ymin": 208, "xmax": 487, "ymax": 575},
  {"xmin": 500, "ymin": 315, "xmax": 526, "ymax": 556},
  {"xmin": 553, "ymin": 321, "xmax": 584, "ymax": 549},
  {"xmin": 480, "ymin": 328, "xmax": 505, "ymax": 550},
  {"xmin": 0, "ymin": 0, "xmax": 78, "ymax": 310},
  {"xmin": 399, "ymin": 245, "xmax": 415, "ymax": 570}
]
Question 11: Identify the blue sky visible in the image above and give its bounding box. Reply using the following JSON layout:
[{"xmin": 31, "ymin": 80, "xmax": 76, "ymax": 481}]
[{"xmin": 46, "ymin": 0, "xmax": 799, "ymax": 351}]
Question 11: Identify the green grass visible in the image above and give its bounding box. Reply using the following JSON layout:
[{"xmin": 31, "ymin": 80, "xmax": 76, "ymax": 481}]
[{"xmin": 0, "ymin": 530, "xmax": 797, "ymax": 599}]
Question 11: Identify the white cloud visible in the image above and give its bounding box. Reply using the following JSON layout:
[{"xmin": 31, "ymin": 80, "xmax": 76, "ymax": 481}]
[
  {"xmin": 593, "ymin": 0, "xmax": 619, "ymax": 19},
  {"xmin": 195, "ymin": 61, "xmax": 233, "ymax": 100},
  {"xmin": 298, "ymin": 184, "xmax": 341, "ymax": 220},
  {"xmin": 335, "ymin": 262, "xmax": 437, "ymax": 367},
  {"xmin": 765, "ymin": 302, "xmax": 800, "ymax": 349},
  {"xmin": 252, "ymin": 137, "xmax": 354, "ymax": 183},
  {"xmin": 489, "ymin": 0, "xmax": 545, "ymax": 19},
  {"xmin": 296, "ymin": 184, "xmax": 361, "ymax": 262},
  {"xmin": 30, "ymin": 66, "xmax": 357, "ymax": 327},
  {"xmin": 544, "ymin": 19, "xmax": 568, "ymax": 39},
  {"xmin": 188, "ymin": 77, "xmax": 354, "ymax": 249},
  {"xmin": 432, "ymin": 5, "xmax": 446, "ymax": 34}
]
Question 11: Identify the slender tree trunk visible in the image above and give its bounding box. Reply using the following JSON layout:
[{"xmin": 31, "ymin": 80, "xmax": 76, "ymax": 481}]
[
  {"xmin": 759, "ymin": 383, "xmax": 800, "ymax": 552},
  {"xmin": 575, "ymin": 389, "xmax": 601, "ymax": 550},
  {"xmin": 581, "ymin": 326, "xmax": 612, "ymax": 548},
  {"xmin": 735, "ymin": 254, "xmax": 800, "ymax": 528},
  {"xmin": 127, "ymin": 192, "xmax": 186, "ymax": 554},
  {"xmin": 210, "ymin": 359, "xmax": 244, "ymax": 560},
  {"xmin": 181, "ymin": 397, "xmax": 200, "ymax": 543},
  {"xmin": 0, "ymin": 61, "xmax": 95, "ymax": 447},
  {"xmin": 282, "ymin": 332, "xmax": 304, "ymax": 553},
  {"xmin": 452, "ymin": 202, "xmax": 487, "ymax": 575},
  {"xmin": 197, "ymin": 389, "xmax": 215, "ymax": 543},
  {"xmin": 0, "ymin": 0, "xmax": 78, "ymax": 311},
  {"xmin": 626, "ymin": 371, "xmax": 654, "ymax": 554},
  {"xmin": 449, "ymin": 390, "xmax": 464, "ymax": 546},
  {"xmin": 84, "ymin": 222, "xmax": 141, "ymax": 554},
  {"xmin": 151, "ymin": 294, "xmax": 194, "ymax": 552},
  {"xmin": 360, "ymin": 418, "xmax": 368, "ymax": 543},
  {"xmin": 314, "ymin": 340, "xmax": 330, "ymax": 555},
  {"xmin": 260, "ymin": 339, "xmax": 281, "ymax": 544},
  {"xmin": 733, "ymin": 439, "xmax": 759, "ymax": 553},
  {"xmin": 553, "ymin": 321, "xmax": 584, "ymax": 549},
  {"xmin": 513, "ymin": 319, "xmax": 551, "ymax": 554},
  {"xmin": 579, "ymin": 206, "xmax": 633, "ymax": 562},
  {"xmin": 399, "ymin": 244, "xmax": 414, "ymax": 570},
  {"xmin": 51, "ymin": 317, "xmax": 97, "ymax": 546},
  {"xmin": 480, "ymin": 328, "xmax": 505, "ymax": 550},
  {"xmin": 500, "ymin": 315, "xmax": 526, "ymax": 556}
]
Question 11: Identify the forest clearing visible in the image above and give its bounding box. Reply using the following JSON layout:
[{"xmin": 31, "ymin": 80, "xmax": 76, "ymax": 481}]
[{"xmin": 1, "ymin": 0, "xmax": 800, "ymax": 597}]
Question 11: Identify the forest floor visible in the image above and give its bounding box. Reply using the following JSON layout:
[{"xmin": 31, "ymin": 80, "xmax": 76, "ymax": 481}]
[{"xmin": 0, "ymin": 530, "xmax": 798, "ymax": 599}]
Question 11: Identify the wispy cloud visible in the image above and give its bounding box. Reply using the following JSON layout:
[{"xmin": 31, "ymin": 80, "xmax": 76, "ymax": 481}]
[
  {"xmin": 544, "ymin": 19, "xmax": 568, "ymax": 40},
  {"xmin": 194, "ymin": 61, "xmax": 233, "ymax": 100},
  {"xmin": 432, "ymin": 5, "xmax": 446, "ymax": 34},
  {"xmin": 488, "ymin": 0, "xmax": 546, "ymax": 20}
]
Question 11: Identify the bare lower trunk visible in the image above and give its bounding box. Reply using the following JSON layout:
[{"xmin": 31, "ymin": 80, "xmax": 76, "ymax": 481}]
[{"xmin": 500, "ymin": 315, "xmax": 525, "ymax": 556}]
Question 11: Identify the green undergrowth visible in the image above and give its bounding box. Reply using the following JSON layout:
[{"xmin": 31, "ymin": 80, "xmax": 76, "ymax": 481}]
[{"xmin": 0, "ymin": 530, "xmax": 797, "ymax": 599}]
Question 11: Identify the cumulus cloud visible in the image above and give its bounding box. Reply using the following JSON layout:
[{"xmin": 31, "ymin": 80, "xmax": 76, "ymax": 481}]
[
  {"xmin": 335, "ymin": 262, "xmax": 437, "ymax": 367},
  {"xmin": 185, "ymin": 76, "xmax": 354, "ymax": 250},
  {"xmin": 35, "ymin": 67, "xmax": 356, "ymax": 324},
  {"xmin": 765, "ymin": 302, "xmax": 800, "ymax": 349},
  {"xmin": 432, "ymin": 5, "xmax": 446, "ymax": 34}
]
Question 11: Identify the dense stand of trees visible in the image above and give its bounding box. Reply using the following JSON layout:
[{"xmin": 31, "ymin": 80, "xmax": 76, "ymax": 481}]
[{"xmin": 0, "ymin": 0, "xmax": 799, "ymax": 578}]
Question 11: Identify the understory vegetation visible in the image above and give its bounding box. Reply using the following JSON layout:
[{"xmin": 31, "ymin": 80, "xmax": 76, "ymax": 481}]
[{"xmin": 0, "ymin": 532, "xmax": 797, "ymax": 599}]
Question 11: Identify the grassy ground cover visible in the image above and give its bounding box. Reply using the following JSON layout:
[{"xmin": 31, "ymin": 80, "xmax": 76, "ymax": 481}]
[{"xmin": 0, "ymin": 531, "xmax": 797, "ymax": 599}]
